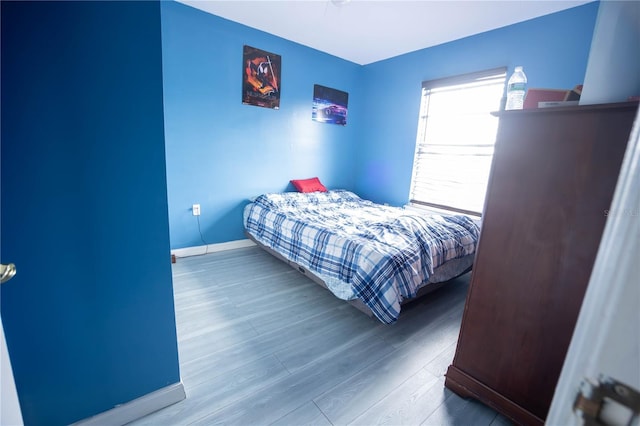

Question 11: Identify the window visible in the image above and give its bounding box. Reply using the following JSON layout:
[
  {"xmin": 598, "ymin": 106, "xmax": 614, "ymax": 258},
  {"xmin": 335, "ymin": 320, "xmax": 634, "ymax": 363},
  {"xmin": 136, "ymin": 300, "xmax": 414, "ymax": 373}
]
[{"xmin": 409, "ymin": 67, "xmax": 506, "ymax": 216}]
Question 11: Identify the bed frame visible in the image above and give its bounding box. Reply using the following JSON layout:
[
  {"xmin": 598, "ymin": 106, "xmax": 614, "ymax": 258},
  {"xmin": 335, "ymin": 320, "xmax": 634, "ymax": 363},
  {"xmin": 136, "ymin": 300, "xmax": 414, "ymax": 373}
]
[{"xmin": 246, "ymin": 232, "xmax": 473, "ymax": 319}]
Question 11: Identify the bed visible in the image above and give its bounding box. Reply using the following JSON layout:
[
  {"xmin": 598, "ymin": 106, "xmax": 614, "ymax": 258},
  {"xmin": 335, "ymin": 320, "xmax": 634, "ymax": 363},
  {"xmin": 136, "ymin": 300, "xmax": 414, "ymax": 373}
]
[{"xmin": 243, "ymin": 189, "xmax": 480, "ymax": 324}]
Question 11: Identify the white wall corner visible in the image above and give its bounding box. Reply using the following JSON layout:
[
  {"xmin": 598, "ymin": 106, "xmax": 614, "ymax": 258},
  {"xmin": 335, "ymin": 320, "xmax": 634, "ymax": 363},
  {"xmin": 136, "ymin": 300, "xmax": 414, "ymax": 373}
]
[
  {"xmin": 580, "ymin": 1, "xmax": 640, "ymax": 105},
  {"xmin": 73, "ymin": 382, "xmax": 186, "ymax": 426}
]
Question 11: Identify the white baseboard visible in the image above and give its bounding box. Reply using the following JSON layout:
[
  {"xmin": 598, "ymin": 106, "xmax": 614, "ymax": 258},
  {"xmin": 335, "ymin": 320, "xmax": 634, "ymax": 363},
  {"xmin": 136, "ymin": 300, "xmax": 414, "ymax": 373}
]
[
  {"xmin": 73, "ymin": 382, "xmax": 185, "ymax": 426},
  {"xmin": 172, "ymin": 238, "xmax": 256, "ymax": 259}
]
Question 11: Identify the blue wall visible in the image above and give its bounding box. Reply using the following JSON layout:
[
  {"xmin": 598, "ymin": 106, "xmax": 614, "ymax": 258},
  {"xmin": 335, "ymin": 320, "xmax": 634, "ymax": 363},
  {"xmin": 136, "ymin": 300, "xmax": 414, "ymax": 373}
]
[
  {"xmin": 162, "ymin": 2, "xmax": 600, "ymax": 248},
  {"xmin": 161, "ymin": 2, "xmax": 364, "ymax": 249},
  {"xmin": 356, "ymin": 2, "xmax": 600, "ymax": 206},
  {"xmin": 1, "ymin": 2, "xmax": 180, "ymax": 424}
]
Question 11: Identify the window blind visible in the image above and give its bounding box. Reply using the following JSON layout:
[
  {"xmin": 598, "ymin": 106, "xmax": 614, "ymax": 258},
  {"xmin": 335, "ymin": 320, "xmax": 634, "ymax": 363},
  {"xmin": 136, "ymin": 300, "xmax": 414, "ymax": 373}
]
[{"xmin": 409, "ymin": 67, "xmax": 506, "ymax": 216}]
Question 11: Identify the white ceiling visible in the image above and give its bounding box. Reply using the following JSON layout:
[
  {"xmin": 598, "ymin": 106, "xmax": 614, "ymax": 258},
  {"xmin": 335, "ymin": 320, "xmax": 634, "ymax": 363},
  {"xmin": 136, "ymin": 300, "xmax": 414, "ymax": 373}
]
[{"xmin": 177, "ymin": 0, "xmax": 594, "ymax": 65}]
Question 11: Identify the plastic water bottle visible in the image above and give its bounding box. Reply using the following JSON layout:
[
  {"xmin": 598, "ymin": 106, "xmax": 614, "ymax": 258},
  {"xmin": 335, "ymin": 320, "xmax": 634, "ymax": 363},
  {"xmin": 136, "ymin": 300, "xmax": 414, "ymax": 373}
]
[{"xmin": 505, "ymin": 66, "xmax": 527, "ymax": 110}]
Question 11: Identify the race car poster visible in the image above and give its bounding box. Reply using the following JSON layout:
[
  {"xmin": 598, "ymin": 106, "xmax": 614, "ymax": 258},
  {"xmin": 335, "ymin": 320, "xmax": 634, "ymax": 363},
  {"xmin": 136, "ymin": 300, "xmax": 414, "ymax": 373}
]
[
  {"xmin": 312, "ymin": 84, "xmax": 348, "ymax": 125},
  {"xmin": 242, "ymin": 45, "xmax": 281, "ymax": 109}
]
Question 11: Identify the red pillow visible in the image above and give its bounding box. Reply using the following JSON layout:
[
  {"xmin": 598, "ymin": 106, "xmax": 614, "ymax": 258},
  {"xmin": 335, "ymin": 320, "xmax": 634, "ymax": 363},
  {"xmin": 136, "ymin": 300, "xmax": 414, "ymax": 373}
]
[{"xmin": 290, "ymin": 177, "xmax": 328, "ymax": 193}]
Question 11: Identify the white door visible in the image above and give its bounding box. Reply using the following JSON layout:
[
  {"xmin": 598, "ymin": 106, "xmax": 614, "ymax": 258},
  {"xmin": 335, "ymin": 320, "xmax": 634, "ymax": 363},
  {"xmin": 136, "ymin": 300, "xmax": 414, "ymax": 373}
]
[
  {"xmin": 546, "ymin": 109, "xmax": 640, "ymax": 425},
  {"xmin": 1, "ymin": 262, "xmax": 23, "ymax": 425}
]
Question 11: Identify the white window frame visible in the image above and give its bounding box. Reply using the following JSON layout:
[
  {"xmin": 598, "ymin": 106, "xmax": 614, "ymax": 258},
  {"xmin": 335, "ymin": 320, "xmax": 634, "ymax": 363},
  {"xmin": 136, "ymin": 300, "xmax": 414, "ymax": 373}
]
[{"xmin": 409, "ymin": 67, "xmax": 507, "ymax": 216}]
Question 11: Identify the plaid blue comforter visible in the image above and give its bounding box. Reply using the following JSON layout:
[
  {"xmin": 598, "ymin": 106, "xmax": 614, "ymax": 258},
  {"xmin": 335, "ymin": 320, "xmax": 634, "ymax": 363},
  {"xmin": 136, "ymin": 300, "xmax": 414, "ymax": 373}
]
[{"xmin": 243, "ymin": 190, "xmax": 480, "ymax": 323}]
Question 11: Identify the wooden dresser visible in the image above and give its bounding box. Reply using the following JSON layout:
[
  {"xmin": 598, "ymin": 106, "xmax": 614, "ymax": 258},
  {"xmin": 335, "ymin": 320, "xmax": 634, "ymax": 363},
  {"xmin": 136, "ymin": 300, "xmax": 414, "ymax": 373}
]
[{"xmin": 445, "ymin": 102, "xmax": 639, "ymax": 425}]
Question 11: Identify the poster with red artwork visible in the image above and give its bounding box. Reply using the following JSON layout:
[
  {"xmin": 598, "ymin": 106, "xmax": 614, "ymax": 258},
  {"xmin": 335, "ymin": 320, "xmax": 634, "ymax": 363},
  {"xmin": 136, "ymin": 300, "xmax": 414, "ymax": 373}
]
[{"xmin": 242, "ymin": 45, "xmax": 281, "ymax": 109}]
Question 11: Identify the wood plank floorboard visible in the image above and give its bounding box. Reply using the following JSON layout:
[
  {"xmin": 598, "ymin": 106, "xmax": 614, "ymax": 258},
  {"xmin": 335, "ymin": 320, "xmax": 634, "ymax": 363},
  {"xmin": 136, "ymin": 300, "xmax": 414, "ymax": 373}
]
[
  {"xmin": 312, "ymin": 315, "xmax": 462, "ymax": 425},
  {"xmin": 128, "ymin": 246, "xmax": 510, "ymax": 426},
  {"xmin": 348, "ymin": 374, "xmax": 445, "ymax": 426},
  {"xmin": 270, "ymin": 402, "xmax": 332, "ymax": 426}
]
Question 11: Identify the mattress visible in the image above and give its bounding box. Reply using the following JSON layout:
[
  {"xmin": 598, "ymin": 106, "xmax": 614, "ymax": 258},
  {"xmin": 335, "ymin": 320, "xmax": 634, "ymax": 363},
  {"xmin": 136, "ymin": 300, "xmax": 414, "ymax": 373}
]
[{"xmin": 243, "ymin": 190, "xmax": 480, "ymax": 323}]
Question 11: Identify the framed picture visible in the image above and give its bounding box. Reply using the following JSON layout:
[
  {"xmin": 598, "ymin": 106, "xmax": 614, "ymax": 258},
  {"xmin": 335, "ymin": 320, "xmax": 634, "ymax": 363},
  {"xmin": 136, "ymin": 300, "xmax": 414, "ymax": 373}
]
[
  {"xmin": 242, "ymin": 45, "xmax": 281, "ymax": 109},
  {"xmin": 312, "ymin": 84, "xmax": 348, "ymax": 125}
]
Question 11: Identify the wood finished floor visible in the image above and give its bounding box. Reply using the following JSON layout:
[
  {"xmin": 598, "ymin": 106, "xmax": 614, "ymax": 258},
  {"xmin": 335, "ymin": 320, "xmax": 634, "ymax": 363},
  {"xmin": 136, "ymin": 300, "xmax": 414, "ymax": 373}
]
[{"xmin": 129, "ymin": 246, "xmax": 511, "ymax": 426}]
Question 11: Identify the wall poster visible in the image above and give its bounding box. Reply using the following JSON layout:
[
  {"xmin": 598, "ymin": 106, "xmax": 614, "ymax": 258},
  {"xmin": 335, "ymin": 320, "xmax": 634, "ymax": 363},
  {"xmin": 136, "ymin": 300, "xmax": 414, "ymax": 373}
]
[
  {"xmin": 312, "ymin": 84, "xmax": 348, "ymax": 125},
  {"xmin": 242, "ymin": 45, "xmax": 281, "ymax": 109}
]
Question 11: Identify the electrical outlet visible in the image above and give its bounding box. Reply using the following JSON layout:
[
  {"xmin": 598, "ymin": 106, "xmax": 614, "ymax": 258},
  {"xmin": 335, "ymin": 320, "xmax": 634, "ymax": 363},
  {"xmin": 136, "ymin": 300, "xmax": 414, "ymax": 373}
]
[{"xmin": 192, "ymin": 204, "xmax": 201, "ymax": 216}]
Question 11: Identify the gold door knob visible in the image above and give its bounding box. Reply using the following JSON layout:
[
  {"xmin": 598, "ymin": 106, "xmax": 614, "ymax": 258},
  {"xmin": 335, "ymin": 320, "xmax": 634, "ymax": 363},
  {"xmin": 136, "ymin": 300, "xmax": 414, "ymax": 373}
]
[{"xmin": 0, "ymin": 263, "xmax": 16, "ymax": 284}]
